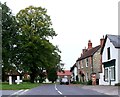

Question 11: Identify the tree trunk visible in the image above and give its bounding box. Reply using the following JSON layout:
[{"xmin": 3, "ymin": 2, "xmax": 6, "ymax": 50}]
[
  {"xmin": 52, "ymin": 81, "xmax": 54, "ymax": 83},
  {"xmin": 30, "ymin": 67, "xmax": 36, "ymax": 83},
  {"xmin": 2, "ymin": 68, "xmax": 6, "ymax": 82},
  {"xmin": 30, "ymin": 73, "xmax": 35, "ymax": 83},
  {"xmin": 2, "ymin": 72, "xmax": 5, "ymax": 82},
  {"xmin": 39, "ymin": 68, "xmax": 45, "ymax": 83}
]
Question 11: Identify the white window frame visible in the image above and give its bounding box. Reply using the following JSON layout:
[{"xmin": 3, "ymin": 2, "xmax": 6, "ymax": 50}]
[
  {"xmin": 110, "ymin": 66, "xmax": 115, "ymax": 81},
  {"xmin": 104, "ymin": 67, "xmax": 108, "ymax": 81}
]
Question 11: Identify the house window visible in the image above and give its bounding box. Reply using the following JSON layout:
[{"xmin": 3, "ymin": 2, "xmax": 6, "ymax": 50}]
[
  {"xmin": 107, "ymin": 47, "xmax": 111, "ymax": 60},
  {"xmin": 110, "ymin": 66, "xmax": 115, "ymax": 81},
  {"xmin": 104, "ymin": 68, "xmax": 108, "ymax": 81},
  {"xmin": 86, "ymin": 58, "xmax": 88, "ymax": 67}
]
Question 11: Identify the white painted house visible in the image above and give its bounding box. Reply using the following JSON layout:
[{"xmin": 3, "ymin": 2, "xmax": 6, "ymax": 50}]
[
  {"xmin": 70, "ymin": 63, "xmax": 78, "ymax": 82},
  {"xmin": 99, "ymin": 34, "xmax": 120, "ymax": 85}
]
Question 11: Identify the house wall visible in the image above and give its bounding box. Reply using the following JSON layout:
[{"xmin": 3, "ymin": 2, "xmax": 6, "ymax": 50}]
[
  {"xmin": 78, "ymin": 57, "xmax": 93, "ymax": 82},
  {"xmin": 77, "ymin": 61, "xmax": 81, "ymax": 82},
  {"xmin": 71, "ymin": 65, "xmax": 78, "ymax": 82},
  {"xmin": 78, "ymin": 49, "xmax": 101, "ymax": 83},
  {"xmin": 93, "ymin": 48, "xmax": 101, "ymax": 79},
  {"xmin": 74, "ymin": 66, "xmax": 77, "ymax": 81},
  {"xmin": 85, "ymin": 57, "xmax": 93, "ymax": 81},
  {"xmin": 71, "ymin": 70, "xmax": 74, "ymax": 82},
  {"xmin": 99, "ymin": 38, "xmax": 119, "ymax": 85},
  {"xmin": 77, "ymin": 60, "xmax": 82, "ymax": 82},
  {"xmin": 118, "ymin": 49, "xmax": 120, "ymax": 83}
]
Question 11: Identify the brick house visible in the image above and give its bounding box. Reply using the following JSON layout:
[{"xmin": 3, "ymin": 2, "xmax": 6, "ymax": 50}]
[{"xmin": 76, "ymin": 37, "xmax": 104, "ymax": 84}]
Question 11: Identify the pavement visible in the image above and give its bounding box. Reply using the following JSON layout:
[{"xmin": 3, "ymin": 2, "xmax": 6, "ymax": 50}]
[{"xmin": 79, "ymin": 85, "xmax": 120, "ymax": 96}]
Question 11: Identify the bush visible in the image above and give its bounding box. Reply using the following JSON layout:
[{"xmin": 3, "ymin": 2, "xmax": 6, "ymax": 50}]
[
  {"xmin": 86, "ymin": 80, "xmax": 92, "ymax": 85},
  {"xmin": 72, "ymin": 80, "xmax": 92, "ymax": 85},
  {"xmin": 23, "ymin": 79, "xmax": 30, "ymax": 82},
  {"xmin": 72, "ymin": 81, "xmax": 81, "ymax": 84},
  {"xmin": 72, "ymin": 81, "xmax": 86, "ymax": 85},
  {"xmin": 115, "ymin": 83, "xmax": 120, "ymax": 86}
]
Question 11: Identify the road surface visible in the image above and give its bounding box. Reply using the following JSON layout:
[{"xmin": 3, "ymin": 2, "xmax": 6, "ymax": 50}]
[{"xmin": 1, "ymin": 84, "xmax": 116, "ymax": 97}]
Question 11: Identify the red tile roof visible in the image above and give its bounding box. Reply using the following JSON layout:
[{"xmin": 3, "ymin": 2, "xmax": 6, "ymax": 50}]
[{"xmin": 57, "ymin": 70, "xmax": 72, "ymax": 76}]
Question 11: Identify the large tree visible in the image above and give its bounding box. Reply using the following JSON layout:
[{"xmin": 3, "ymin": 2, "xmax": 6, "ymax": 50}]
[
  {"xmin": 15, "ymin": 6, "xmax": 61, "ymax": 83},
  {"xmin": 47, "ymin": 67, "xmax": 58, "ymax": 83},
  {"xmin": 1, "ymin": 2, "xmax": 18, "ymax": 81}
]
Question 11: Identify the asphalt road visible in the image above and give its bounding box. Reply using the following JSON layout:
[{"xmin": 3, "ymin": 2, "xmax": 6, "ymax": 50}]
[
  {"xmin": 56, "ymin": 84, "xmax": 104, "ymax": 95},
  {"xmin": 1, "ymin": 84, "xmax": 114, "ymax": 97}
]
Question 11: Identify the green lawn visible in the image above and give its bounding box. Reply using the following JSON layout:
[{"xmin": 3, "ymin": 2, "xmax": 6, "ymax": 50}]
[{"xmin": 1, "ymin": 82, "xmax": 41, "ymax": 90}]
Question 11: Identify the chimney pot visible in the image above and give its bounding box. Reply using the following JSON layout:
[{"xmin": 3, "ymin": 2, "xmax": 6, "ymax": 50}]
[
  {"xmin": 88, "ymin": 40, "xmax": 92, "ymax": 50},
  {"xmin": 82, "ymin": 47, "xmax": 87, "ymax": 54}
]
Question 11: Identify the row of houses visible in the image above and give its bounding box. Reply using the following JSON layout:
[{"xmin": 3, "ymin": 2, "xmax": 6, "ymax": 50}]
[{"xmin": 70, "ymin": 34, "xmax": 120, "ymax": 85}]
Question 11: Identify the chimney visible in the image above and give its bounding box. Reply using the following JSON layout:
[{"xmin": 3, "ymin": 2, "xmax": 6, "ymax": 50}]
[
  {"xmin": 81, "ymin": 53, "xmax": 83, "ymax": 56},
  {"xmin": 88, "ymin": 40, "xmax": 92, "ymax": 50},
  {"xmin": 100, "ymin": 35, "xmax": 104, "ymax": 47},
  {"xmin": 82, "ymin": 47, "xmax": 87, "ymax": 54}
]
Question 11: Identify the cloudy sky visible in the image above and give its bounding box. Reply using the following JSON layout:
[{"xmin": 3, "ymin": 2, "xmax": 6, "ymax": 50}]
[{"xmin": 1, "ymin": 0, "xmax": 119, "ymax": 70}]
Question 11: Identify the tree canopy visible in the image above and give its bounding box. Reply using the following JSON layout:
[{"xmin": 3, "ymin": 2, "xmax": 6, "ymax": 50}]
[
  {"xmin": 2, "ymin": 3, "xmax": 61, "ymax": 83},
  {"xmin": 15, "ymin": 6, "xmax": 61, "ymax": 83},
  {"xmin": 1, "ymin": 2, "xmax": 18, "ymax": 81}
]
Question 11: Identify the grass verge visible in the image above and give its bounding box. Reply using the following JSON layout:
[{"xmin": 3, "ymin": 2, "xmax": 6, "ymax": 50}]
[{"xmin": 1, "ymin": 82, "xmax": 41, "ymax": 90}]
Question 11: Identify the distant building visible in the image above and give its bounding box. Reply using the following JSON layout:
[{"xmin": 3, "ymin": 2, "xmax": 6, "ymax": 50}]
[
  {"xmin": 57, "ymin": 70, "xmax": 72, "ymax": 83},
  {"xmin": 99, "ymin": 34, "xmax": 120, "ymax": 85},
  {"xmin": 6, "ymin": 70, "xmax": 23, "ymax": 83},
  {"xmin": 77, "ymin": 37, "xmax": 104, "ymax": 84}
]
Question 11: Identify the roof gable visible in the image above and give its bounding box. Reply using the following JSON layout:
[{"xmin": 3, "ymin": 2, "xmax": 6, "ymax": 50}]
[
  {"xmin": 78, "ymin": 45, "xmax": 101, "ymax": 61},
  {"xmin": 107, "ymin": 35, "xmax": 120, "ymax": 48},
  {"xmin": 101, "ymin": 34, "xmax": 120, "ymax": 54}
]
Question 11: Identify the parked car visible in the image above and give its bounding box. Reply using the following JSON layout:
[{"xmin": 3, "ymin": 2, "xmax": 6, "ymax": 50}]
[{"xmin": 60, "ymin": 77, "xmax": 69, "ymax": 85}]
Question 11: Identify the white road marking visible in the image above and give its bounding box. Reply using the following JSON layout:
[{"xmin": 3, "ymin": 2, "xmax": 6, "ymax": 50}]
[
  {"xmin": 8, "ymin": 90, "xmax": 24, "ymax": 97},
  {"xmin": 11, "ymin": 90, "xmax": 24, "ymax": 95},
  {"xmin": 57, "ymin": 90, "xmax": 62, "ymax": 95},
  {"xmin": 19, "ymin": 89, "xmax": 29, "ymax": 95},
  {"xmin": 55, "ymin": 84, "xmax": 58, "ymax": 90},
  {"xmin": 55, "ymin": 84, "xmax": 62, "ymax": 95},
  {"xmin": 8, "ymin": 89, "xmax": 29, "ymax": 97}
]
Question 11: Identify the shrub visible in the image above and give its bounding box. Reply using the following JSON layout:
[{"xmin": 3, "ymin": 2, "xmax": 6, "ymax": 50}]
[
  {"xmin": 115, "ymin": 83, "xmax": 120, "ymax": 86},
  {"xmin": 72, "ymin": 81, "xmax": 86, "ymax": 85},
  {"xmin": 23, "ymin": 79, "xmax": 30, "ymax": 82},
  {"xmin": 86, "ymin": 80, "xmax": 92, "ymax": 85},
  {"xmin": 72, "ymin": 81, "xmax": 81, "ymax": 84}
]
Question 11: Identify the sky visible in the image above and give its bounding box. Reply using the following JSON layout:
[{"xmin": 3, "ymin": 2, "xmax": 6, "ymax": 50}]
[{"xmin": 1, "ymin": 0, "xmax": 119, "ymax": 70}]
